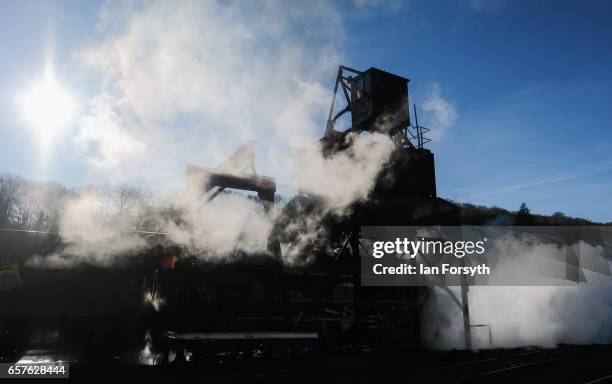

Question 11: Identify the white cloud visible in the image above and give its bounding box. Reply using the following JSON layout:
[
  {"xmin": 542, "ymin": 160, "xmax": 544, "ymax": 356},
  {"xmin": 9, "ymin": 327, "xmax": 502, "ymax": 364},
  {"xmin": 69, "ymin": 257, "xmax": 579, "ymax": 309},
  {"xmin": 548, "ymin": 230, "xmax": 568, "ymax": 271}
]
[{"xmin": 421, "ymin": 83, "xmax": 457, "ymax": 141}]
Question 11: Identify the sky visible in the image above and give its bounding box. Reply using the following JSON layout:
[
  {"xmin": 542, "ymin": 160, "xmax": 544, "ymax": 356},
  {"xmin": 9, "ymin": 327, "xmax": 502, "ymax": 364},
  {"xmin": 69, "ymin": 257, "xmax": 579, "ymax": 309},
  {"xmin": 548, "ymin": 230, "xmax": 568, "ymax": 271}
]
[{"xmin": 0, "ymin": 0, "xmax": 611, "ymax": 222}]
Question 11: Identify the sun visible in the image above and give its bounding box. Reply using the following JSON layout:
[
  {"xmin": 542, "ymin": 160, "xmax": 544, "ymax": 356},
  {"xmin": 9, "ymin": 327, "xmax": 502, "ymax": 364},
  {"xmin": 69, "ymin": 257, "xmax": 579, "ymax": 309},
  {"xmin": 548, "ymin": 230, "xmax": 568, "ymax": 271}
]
[{"xmin": 19, "ymin": 68, "xmax": 75, "ymax": 151}]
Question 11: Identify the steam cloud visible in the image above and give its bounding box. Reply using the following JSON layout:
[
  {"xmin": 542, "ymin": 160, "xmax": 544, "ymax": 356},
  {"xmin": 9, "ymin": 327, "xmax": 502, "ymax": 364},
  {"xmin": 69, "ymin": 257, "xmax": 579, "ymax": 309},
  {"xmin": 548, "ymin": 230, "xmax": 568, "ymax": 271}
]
[
  {"xmin": 422, "ymin": 238, "xmax": 612, "ymax": 349},
  {"xmin": 27, "ymin": 187, "xmax": 148, "ymax": 267},
  {"xmin": 76, "ymin": 0, "xmax": 344, "ymax": 185},
  {"xmin": 296, "ymin": 134, "xmax": 393, "ymax": 212},
  {"xmin": 29, "ymin": 133, "xmax": 394, "ymax": 267},
  {"xmin": 165, "ymin": 190, "xmax": 274, "ymax": 259},
  {"xmin": 20, "ymin": 0, "xmax": 399, "ymax": 267}
]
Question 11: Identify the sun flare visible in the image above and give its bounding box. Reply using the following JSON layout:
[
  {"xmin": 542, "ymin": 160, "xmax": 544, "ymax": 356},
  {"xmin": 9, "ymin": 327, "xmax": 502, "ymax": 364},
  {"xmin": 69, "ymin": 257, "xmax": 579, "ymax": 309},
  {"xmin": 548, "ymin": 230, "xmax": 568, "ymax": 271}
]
[{"xmin": 19, "ymin": 69, "xmax": 75, "ymax": 147}]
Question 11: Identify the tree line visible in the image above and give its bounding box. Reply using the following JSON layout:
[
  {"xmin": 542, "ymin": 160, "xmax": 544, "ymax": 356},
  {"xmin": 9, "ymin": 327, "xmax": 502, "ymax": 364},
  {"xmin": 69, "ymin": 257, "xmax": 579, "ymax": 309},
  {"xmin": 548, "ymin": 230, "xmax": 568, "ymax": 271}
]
[
  {"xmin": 0, "ymin": 173, "xmax": 149, "ymax": 233},
  {"xmin": 0, "ymin": 173, "xmax": 607, "ymax": 235}
]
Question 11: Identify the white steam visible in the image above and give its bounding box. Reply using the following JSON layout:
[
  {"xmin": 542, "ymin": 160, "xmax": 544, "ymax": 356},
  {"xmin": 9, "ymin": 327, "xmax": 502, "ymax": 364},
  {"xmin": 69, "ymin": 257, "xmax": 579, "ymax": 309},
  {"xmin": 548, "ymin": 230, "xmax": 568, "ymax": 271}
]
[
  {"xmin": 165, "ymin": 191, "xmax": 274, "ymax": 259},
  {"xmin": 75, "ymin": 0, "xmax": 343, "ymax": 184},
  {"xmin": 27, "ymin": 0, "xmax": 401, "ymax": 267},
  {"xmin": 296, "ymin": 134, "xmax": 393, "ymax": 212},
  {"xmin": 28, "ymin": 187, "xmax": 148, "ymax": 267},
  {"xmin": 423, "ymin": 239, "xmax": 612, "ymax": 349},
  {"xmin": 28, "ymin": 132, "xmax": 393, "ymax": 267}
]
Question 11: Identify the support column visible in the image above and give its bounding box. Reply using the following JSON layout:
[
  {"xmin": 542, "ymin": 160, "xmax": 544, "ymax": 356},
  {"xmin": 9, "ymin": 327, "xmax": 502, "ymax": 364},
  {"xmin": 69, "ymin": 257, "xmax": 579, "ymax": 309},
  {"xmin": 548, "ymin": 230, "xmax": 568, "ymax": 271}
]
[{"xmin": 461, "ymin": 275, "xmax": 472, "ymax": 350}]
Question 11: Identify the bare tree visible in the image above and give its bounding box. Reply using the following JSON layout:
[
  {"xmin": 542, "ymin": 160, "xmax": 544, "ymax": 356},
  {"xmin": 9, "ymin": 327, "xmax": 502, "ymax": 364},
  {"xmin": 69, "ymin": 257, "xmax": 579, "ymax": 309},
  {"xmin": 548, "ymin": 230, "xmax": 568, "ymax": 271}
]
[
  {"xmin": 0, "ymin": 174, "xmax": 69, "ymax": 232},
  {"xmin": 0, "ymin": 174, "xmax": 20, "ymax": 227}
]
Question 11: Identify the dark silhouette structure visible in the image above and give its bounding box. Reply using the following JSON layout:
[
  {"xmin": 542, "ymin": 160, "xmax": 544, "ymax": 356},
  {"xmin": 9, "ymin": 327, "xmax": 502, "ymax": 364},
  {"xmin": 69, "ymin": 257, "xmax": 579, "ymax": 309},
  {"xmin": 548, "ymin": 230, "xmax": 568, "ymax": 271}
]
[{"xmin": 1, "ymin": 66, "xmax": 462, "ymax": 365}]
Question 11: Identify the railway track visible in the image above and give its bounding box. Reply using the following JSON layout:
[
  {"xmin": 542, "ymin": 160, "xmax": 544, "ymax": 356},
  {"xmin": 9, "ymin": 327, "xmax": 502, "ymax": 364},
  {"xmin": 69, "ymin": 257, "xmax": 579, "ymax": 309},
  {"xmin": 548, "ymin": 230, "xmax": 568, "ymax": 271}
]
[
  {"xmin": 13, "ymin": 344, "xmax": 612, "ymax": 383},
  {"xmin": 413, "ymin": 346, "xmax": 612, "ymax": 384}
]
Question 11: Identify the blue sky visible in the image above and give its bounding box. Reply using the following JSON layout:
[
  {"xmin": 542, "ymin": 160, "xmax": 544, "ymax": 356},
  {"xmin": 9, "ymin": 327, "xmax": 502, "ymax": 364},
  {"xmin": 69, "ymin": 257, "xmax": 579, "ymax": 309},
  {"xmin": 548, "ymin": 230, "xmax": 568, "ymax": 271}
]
[
  {"xmin": 347, "ymin": 0, "xmax": 612, "ymax": 222},
  {"xmin": 1, "ymin": 0, "xmax": 611, "ymax": 222}
]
